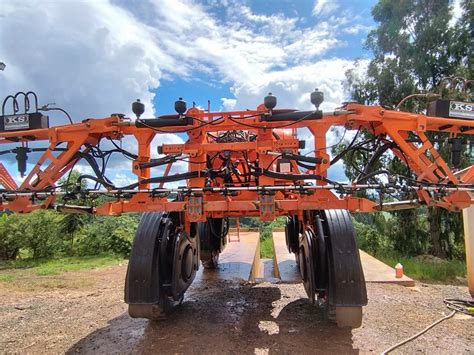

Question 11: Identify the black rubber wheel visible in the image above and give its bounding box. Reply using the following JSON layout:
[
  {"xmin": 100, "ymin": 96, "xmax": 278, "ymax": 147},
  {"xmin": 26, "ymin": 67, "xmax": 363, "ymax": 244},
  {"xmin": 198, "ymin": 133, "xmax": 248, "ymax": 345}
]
[
  {"xmin": 318, "ymin": 210, "xmax": 366, "ymax": 328},
  {"xmin": 285, "ymin": 215, "xmax": 299, "ymax": 254},
  {"xmin": 125, "ymin": 212, "xmax": 198, "ymax": 320},
  {"xmin": 297, "ymin": 210, "xmax": 367, "ymax": 328},
  {"xmin": 198, "ymin": 218, "xmax": 228, "ymax": 269}
]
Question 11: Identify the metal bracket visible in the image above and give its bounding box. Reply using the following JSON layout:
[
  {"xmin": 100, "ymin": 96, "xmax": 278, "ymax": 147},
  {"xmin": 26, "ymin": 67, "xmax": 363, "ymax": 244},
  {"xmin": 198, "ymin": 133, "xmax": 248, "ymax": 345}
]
[
  {"xmin": 187, "ymin": 194, "xmax": 204, "ymax": 222},
  {"xmin": 259, "ymin": 193, "xmax": 275, "ymax": 221}
]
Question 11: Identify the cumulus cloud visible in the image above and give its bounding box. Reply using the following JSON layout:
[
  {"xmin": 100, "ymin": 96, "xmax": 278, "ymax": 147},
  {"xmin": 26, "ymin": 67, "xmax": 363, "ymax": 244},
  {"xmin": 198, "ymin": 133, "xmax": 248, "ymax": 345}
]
[
  {"xmin": 312, "ymin": 0, "xmax": 339, "ymax": 17},
  {"xmin": 0, "ymin": 0, "xmax": 171, "ymax": 121},
  {"xmin": 221, "ymin": 98, "xmax": 237, "ymax": 111},
  {"xmin": 0, "ymin": 0, "xmax": 370, "ymax": 185}
]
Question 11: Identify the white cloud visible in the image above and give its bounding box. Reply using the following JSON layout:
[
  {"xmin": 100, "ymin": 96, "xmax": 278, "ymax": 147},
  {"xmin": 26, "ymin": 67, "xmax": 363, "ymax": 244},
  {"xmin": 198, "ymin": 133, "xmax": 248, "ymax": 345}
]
[
  {"xmin": 229, "ymin": 59, "xmax": 354, "ymax": 111},
  {"xmin": 343, "ymin": 23, "xmax": 373, "ymax": 35},
  {"xmin": 1, "ymin": 0, "xmax": 360, "ymax": 116},
  {"xmin": 0, "ymin": 0, "xmax": 171, "ymax": 121},
  {"xmin": 449, "ymin": 0, "xmax": 463, "ymax": 27},
  {"xmin": 221, "ymin": 98, "xmax": 237, "ymax": 111},
  {"xmin": 0, "ymin": 0, "xmax": 370, "ymax": 185},
  {"xmin": 312, "ymin": 0, "xmax": 339, "ymax": 17}
]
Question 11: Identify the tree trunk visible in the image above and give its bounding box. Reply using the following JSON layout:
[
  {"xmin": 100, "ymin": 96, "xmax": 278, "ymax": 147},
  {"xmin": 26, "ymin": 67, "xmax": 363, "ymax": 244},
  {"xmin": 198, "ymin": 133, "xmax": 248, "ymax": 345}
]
[
  {"xmin": 69, "ymin": 232, "xmax": 75, "ymax": 256},
  {"xmin": 428, "ymin": 207, "xmax": 446, "ymax": 258}
]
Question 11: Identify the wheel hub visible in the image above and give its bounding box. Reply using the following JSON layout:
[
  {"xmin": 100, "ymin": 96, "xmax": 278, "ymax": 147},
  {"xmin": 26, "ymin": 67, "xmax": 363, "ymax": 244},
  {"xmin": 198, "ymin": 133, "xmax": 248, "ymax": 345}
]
[
  {"xmin": 298, "ymin": 229, "xmax": 316, "ymax": 303},
  {"xmin": 181, "ymin": 245, "xmax": 193, "ymax": 281}
]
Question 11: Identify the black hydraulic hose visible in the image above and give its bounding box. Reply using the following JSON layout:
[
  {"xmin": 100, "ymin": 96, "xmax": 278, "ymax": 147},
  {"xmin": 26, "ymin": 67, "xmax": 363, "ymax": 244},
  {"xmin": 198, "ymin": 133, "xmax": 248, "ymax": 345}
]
[
  {"xmin": 262, "ymin": 110, "xmax": 322, "ymax": 122},
  {"xmin": 296, "ymin": 160, "xmax": 316, "ymax": 171},
  {"xmin": 108, "ymin": 140, "xmax": 138, "ymax": 160},
  {"xmin": 138, "ymin": 171, "xmax": 200, "ymax": 186},
  {"xmin": 76, "ymin": 170, "xmax": 203, "ymax": 190},
  {"xmin": 330, "ymin": 127, "xmax": 362, "ymax": 166},
  {"xmin": 282, "ymin": 152, "xmax": 323, "ymax": 165},
  {"xmin": 355, "ymin": 169, "xmax": 392, "ymax": 184},
  {"xmin": 262, "ymin": 169, "xmax": 329, "ymax": 183},
  {"xmin": 357, "ymin": 142, "xmax": 395, "ymax": 178},
  {"xmin": 135, "ymin": 116, "xmax": 193, "ymax": 128},
  {"xmin": 72, "ymin": 152, "xmax": 113, "ymax": 186},
  {"xmin": 41, "ymin": 107, "xmax": 73, "ymax": 124},
  {"xmin": 76, "ymin": 174, "xmax": 115, "ymax": 189},
  {"xmin": 138, "ymin": 155, "xmax": 179, "ymax": 169}
]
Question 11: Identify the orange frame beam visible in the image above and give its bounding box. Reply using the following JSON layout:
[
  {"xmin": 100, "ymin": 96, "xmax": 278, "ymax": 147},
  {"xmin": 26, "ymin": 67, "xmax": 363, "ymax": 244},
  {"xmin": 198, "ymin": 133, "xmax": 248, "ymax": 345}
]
[{"xmin": 1, "ymin": 103, "xmax": 474, "ymax": 217}]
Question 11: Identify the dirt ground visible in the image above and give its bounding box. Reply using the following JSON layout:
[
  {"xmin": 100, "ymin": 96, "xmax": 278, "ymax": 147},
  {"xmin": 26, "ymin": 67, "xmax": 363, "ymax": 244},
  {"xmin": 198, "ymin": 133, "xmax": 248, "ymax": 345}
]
[{"xmin": 0, "ymin": 263, "xmax": 472, "ymax": 354}]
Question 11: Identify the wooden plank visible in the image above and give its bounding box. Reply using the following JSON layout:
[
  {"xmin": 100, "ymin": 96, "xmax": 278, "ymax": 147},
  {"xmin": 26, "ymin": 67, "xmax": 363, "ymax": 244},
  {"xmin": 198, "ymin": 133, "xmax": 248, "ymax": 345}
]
[
  {"xmin": 273, "ymin": 231, "xmax": 415, "ymax": 286},
  {"xmin": 359, "ymin": 250, "xmax": 415, "ymax": 286},
  {"xmin": 462, "ymin": 206, "xmax": 474, "ymax": 296},
  {"xmin": 194, "ymin": 231, "xmax": 260, "ymax": 283},
  {"xmin": 272, "ymin": 231, "xmax": 300, "ymax": 283}
]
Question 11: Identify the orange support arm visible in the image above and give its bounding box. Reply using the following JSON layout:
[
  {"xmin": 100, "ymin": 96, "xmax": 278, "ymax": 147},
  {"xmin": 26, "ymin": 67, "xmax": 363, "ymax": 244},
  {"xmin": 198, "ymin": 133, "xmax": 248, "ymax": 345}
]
[{"xmin": 0, "ymin": 104, "xmax": 473, "ymax": 216}]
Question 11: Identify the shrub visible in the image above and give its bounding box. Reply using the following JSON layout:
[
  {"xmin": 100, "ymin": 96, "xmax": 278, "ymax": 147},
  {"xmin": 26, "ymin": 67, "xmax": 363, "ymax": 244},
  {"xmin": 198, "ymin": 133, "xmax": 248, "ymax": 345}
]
[
  {"xmin": 76, "ymin": 214, "xmax": 139, "ymax": 256},
  {"xmin": 353, "ymin": 217, "xmax": 394, "ymax": 256},
  {"xmin": 0, "ymin": 213, "xmax": 23, "ymax": 260},
  {"xmin": 9, "ymin": 210, "xmax": 63, "ymax": 259}
]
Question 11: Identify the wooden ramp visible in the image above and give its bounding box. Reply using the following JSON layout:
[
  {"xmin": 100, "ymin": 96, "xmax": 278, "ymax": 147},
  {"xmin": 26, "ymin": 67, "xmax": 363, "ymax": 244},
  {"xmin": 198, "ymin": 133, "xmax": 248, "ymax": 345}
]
[
  {"xmin": 272, "ymin": 231, "xmax": 415, "ymax": 286},
  {"xmin": 194, "ymin": 231, "xmax": 260, "ymax": 283}
]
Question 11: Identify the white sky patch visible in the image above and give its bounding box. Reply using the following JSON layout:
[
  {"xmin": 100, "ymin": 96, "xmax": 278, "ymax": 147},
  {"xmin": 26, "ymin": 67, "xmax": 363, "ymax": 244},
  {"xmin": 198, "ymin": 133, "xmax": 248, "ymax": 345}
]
[
  {"xmin": 221, "ymin": 98, "xmax": 237, "ymax": 111},
  {"xmin": 230, "ymin": 58, "xmax": 354, "ymax": 111},
  {"xmin": 449, "ymin": 0, "xmax": 463, "ymax": 27},
  {"xmin": 111, "ymin": 172, "xmax": 136, "ymax": 188},
  {"xmin": 312, "ymin": 0, "xmax": 339, "ymax": 17},
  {"xmin": 343, "ymin": 23, "xmax": 373, "ymax": 35}
]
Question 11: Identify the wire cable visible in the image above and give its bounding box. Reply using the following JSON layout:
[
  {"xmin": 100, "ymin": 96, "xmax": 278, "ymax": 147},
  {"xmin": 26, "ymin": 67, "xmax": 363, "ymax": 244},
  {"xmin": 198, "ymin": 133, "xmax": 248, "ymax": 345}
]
[
  {"xmin": 40, "ymin": 107, "xmax": 73, "ymax": 124},
  {"xmin": 381, "ymin": 298, "xmax": 473, "ymax": 355},
  {"xmin": 228, "ymin": 110, "xmax": 318, "ymax": 130},
  {"xmin": 136, "ymin": 115, "xmax": 225, "ymax": 133}
]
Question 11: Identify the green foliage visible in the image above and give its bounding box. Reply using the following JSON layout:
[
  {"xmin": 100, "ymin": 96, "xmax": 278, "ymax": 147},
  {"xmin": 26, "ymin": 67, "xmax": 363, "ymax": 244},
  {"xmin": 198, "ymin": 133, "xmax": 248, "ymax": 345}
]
[
  {"xmin": 0, "ymin": 213, "xmax": 23, "ymax": 260},
  {"xmin": 14, "ymin": 210, "xmax": 64, "ymax": 259},
  {"xmin": 260, "ymin": 237, "xmax": 274, "ymax": 259},
  {"xmin": 0, "ymin": 208, "xmax": 139, "ymax": 260},
  {"xmin": 354, "ymin": 217, "xmax": 466, "ymax": 282},
  {"xmin": 376, "ymin": 252, "xmax": 466, "ymax": 282},
  {"xmin": 348, "ymin": 0, "xmax": 468, "ymax": 108},
  {"xmin": 238, "ymin": 217, "xmax": 261, "ymax": 228},
  {"xmin": 259, "ymin": 217, "xmax": 285, "ymax": 241},
  {"xmin": 60, "ymin": 213, "xmax": 85, "ymax": 256},
  {"xmin": 389, "ymin": 210, "xmax": 430, "ymax": 256},
  {"xmin": 258, "ymin": 217, "xmax": 285, "ymax": 258},
  {"xmin": 0, "ymin": 274, "xmax": 15, "ymax": 282},
  {"xmin": 57, "ymin": 169, "xmax": 87, "ymax": 197},
  {"xmin": 354, "ymin": 220, "xmax": 388, "ymax": 255},
  {"xmin": 75, "ymin": 214, "xmax": 139, "ymax": 257},
  {"xmin": 0, "ymin": 255, "xmax": 123, "ymax": 280},
  {"xmin": 344, "ymin": 0, "xmax": 472, "ymax": 259}
]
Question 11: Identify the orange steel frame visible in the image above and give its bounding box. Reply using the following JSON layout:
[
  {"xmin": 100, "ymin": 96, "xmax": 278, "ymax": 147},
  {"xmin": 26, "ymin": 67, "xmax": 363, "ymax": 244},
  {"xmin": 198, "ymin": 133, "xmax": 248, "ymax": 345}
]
[{"xmin": 1, "ymin": 103, "xmax": 474, "ymax": 227}]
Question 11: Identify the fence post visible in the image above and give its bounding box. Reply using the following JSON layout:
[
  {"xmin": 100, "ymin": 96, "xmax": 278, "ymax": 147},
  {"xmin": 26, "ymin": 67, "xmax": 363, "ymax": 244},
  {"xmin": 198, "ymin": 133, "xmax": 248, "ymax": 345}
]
[{"xmin": 462, "ymin": 205, "xmax": 474, "ymax": 296}]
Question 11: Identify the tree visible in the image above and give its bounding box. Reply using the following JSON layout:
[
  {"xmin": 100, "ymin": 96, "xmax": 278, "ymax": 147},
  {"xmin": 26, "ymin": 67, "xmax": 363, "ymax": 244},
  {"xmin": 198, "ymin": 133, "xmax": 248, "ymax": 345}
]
[
  {"xmin": 19, "ymin": 210, "xmax": 63, "ymax": 259},
  {"xmin": 57, "ymin": 170, "xmax": 88, "ymax": 255},
  {"xmin": 344, "ymin": 0, "xmax": 471, "ymax": 258},
  {"xmin": 60, "ymin": 213, "xmax": 85, "ymax": 256}
]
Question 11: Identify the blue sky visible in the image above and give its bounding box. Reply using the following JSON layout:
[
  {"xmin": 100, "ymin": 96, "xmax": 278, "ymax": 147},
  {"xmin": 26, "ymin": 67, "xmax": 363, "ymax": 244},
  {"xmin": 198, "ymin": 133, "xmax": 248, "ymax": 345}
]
[{"xmin": 0, "ymin": 0, "xmax": 461, "ymax": 188}]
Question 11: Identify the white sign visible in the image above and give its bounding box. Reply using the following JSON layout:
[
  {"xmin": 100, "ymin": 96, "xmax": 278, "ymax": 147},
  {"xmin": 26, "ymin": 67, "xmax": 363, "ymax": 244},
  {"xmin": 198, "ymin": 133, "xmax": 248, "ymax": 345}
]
[
  {"xmin": 449, "ymin": 101, "xmax": 474, "ymax": 119},
  {"xmin": 4, "ymin": 114, "xmax": 30, "ymax": 130}
]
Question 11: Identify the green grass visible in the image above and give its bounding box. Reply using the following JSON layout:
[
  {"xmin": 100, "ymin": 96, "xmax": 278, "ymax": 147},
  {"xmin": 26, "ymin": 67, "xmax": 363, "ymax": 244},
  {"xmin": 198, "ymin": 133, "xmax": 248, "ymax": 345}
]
[
  {"xmin": 0, "ymin": 255, "xmax": 124, "ymax": 278},
  {"xmin": 260, "ymin": 237, "xmax": 274, "ymax": 259},
  {"xmin": 0, "ymin": 274, "xmax": 15, "ymax": 282},
  {"xmin": 375, "ymin": 253, "xmax": 466, "ymax": 282},
  {"xmin": 258, "ymin": 218, "xmax": 286, "ymax": 259}
]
